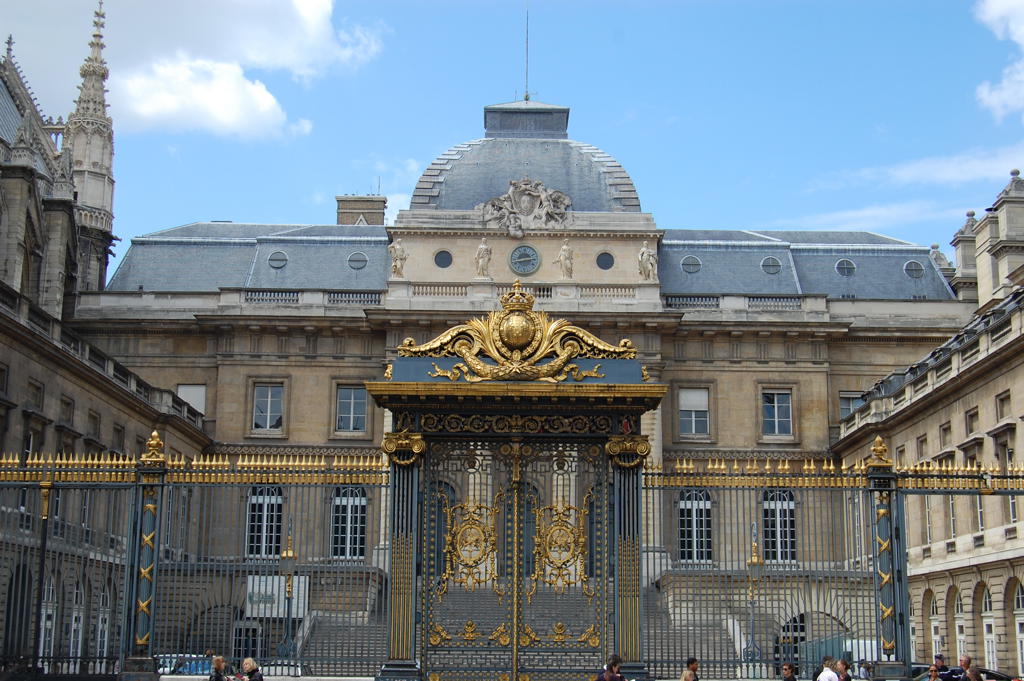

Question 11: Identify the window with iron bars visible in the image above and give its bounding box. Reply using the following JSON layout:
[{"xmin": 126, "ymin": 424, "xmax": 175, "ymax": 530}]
[
  {"xmin": 678, "ymin": 488, "xmax": 712, "ymax": 563},
  {"xmin": 331, "ymin": 486, "xmax": 367, "ymax": 559},
  {"xmin": 762, "ymin": 489, "xmax": 796, "ymax": 562},
  {"xmin": 247, "ymin": 486, "xmax": 283, "ymax": 557}
]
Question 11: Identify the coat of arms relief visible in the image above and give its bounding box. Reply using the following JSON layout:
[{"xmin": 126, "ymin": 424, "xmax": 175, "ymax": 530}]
[{"xmin": 480, "ymin": 178, "xmax": 573, "ymax": 238}]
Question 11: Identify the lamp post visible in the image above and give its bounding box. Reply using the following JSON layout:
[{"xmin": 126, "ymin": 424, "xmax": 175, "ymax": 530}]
[
  {"xmin": 743, "ymin": 522, "xmax": 764, "ymax": 664},
  {"xmin": 277, "ymin": 519, "xmax": 297, "ymax": 659}
]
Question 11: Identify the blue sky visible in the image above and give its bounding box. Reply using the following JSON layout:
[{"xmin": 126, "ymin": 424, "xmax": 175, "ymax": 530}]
[{"xmin": 5, "ymin": 0, "xmax": 1024, "ymax": 275}]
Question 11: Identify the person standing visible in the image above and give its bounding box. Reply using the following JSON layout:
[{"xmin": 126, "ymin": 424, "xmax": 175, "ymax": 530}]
[
  {"xmin": 934, "ymin": 654, "xmax": 949, "ymax": 674},
  {"xmin": 597, "ymin": 654, "xmax": 624, "ymax": 681},
  {"xmin": 835, "ymin": 658, "xmax": 853, "ymax": 681},
  {"xmin": 241, "ymin": 658, "xmax": 263, "ymax": 681},
  {"xmin": 208, "ymin": 656, "xmax": 228, "ymax": 681},
  {"xmin": 927, "ymin": 664, "xmax": 942, "ymax": 681},
  {"xmin": 780, "ymin": 662, "xmax": 797, "ymax": 681},
  {"xmin": 816, "ymin": 657, "xmax": 839, "ymax": 681},
  {"xmin": 681, "ymin": 657, "xmax": 699, "ymax": 681}
]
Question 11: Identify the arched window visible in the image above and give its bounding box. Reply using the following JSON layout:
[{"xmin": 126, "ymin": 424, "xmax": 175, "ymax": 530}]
[
  {"xmin": 953, "ymin": 591, "xmax": 966, "ymax": 661},
  {"xmin": 678, "ymin": 489, "xmax": 712, "ymax": 563},
  {"xmin": 69, "ymin": 581, "xmax": 85, "ymax": 669},
  {"xmin": 246, "ymin": 486, "xmax": 283, "ymax": 557},
  {"xmin": 1013, "ymin": 584, "xmax": 1024, "ymax": 676},
  {"xmin": 981, "ymin": 587, "xmax": 997, "ymax": 667},
  {"xmin": 762, "ymin": 489, "xmax": 796, "ymax": 562},
  {"xmin": 96, "ymin": 587, "xmax": 111, "ymax": 669},
  {"xmin": 39, "ymin": 576, "xmax": 57, "ymax": 671},
  {"xmin": 331, "ymin": 486, "xmax": 367, "ymax": 559}
]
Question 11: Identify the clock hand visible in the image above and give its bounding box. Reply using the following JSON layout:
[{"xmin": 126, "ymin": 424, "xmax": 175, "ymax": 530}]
[{"xmin": 512, "ymin": 256, "xmax": 536, "ymax": 263}]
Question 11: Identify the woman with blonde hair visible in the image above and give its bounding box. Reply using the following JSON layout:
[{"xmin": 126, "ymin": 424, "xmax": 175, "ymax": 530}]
[{"xmin": 241, "ymin": 658, "xmax": 263, "ymax": 681}]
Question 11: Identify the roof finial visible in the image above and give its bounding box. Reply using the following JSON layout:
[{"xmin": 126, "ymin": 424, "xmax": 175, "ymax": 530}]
[
  {"xmin": 5, "ymin": 35, "xmax": 13, "ymax": 61},
  {"xmin": 523, "ymin": 2, "xmax": 530, "ymax": 101}
]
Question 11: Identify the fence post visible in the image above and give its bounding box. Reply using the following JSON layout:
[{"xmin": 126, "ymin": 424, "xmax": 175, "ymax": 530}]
[
  {"xmin": 120, "ymin": 431, "xmax": 167, "ymax": 681},
  {"xmin": 607, "ymin": 434, "xmax": 651, "ymax": 681},
  {"xmin": 377, "ymin": 431, "xmax": 425, "ymax": 681},
  {"xmin": 867, "ymin": 436, "xmax": 910, "ymax": 679},
  {"xmin": 31, "ymin": 477, "xmax": 53, "ymax": 674}
]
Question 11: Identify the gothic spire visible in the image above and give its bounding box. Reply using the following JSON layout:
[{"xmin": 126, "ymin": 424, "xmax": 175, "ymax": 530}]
[
  {"xmin": 5, "ymin": 35, "xmax": 13, "ymax": 62},
  {"xmin": 74, "ymin": 0, "xmax": 109, "ymax": 118}
]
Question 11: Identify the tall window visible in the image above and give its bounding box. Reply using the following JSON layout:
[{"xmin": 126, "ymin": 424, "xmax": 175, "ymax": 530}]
[
  {"xmin": 924, "ymin": 495, "xmax": 933, "ymax": 544},
  {"xmin": 1013, "ymin": 584, "xmax": 1024, "ymax": 676},
  {"xmin": 39, "ymin": 577, "xmax": 56, "ymax": 671},
  {"xmin": 96, "ymin": 588, "xmax": 110, "ymax": 667},
  {"xmin": 982, "ymin": 588, "xmax": 996, "ymax": 667},
  {"xmin": 954, "ymin": 592, "xmax": 966, "ymax": 662},
  {"xmin": 252, "ymin": 384, "xmax": 284, "ymax": 431},
  {"xmin": 762, "ymin": 390, "xmax": 792, "ymax": 436},
  {"xmin": 678, "ymin": 388, "xmax": 709, "ymax": 436},
  {"xmin": 246, "ymin": 486, "xmax": 283, "ymax": 557},
  {"xmin": 335, "ymin": 387, "xmax": 367, "ymax": 432},
  {"xmin": 762, "ymin": 489, "xmax": 796, "ymax": 562},
  {"xmin": 929, "ymin": 597, "xmax": 941, "ymax": 658},
  {"xmin": 678, "ymin": 489, "xmax": 712, "ymax": 562},
  {"xmin": 331, "ymin": 486, "xmax": 367, "ymax": 559},
  {"xmin": 949, "ymin": 492, "xmax": 958, "ymax": 539}
]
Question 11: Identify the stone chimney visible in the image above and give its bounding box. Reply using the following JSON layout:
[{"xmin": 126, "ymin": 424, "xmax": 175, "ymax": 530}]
[{"xmin": 336, "ymin": 195, "xmax": 387, "ymax": 225}]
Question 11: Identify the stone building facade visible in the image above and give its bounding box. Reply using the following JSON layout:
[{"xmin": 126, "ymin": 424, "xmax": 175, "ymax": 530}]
[
  {"xmin": 6, "ymin": 5, "xmax": 1024, "ymax": 676},
  {"xmin": 834, "ymin": 176, "xmax": 1024, "ymax": 674}
]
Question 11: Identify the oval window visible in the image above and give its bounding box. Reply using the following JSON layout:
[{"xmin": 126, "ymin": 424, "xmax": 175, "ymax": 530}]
[
  {"xmin": 835, "ymin": 259, "xmax": 856, "ymax": 277},
  {"xmin": 681, "ymin": 255, "xmax": 702, "ymax": 274},
  {"xmin": 596, "ymin": 252, "xmax": 615, "ymax": 270},
  {"xmin": 761, "ymin": 256, "xmax": 782, "ymax": 275},
  {"xmin": 347, "ymin": 252, "xmax": 368, "ymax": 270},
  {"xmin": 434, "ymin": 250, "xmax": 453, "ymax": 268},
  {"xmin": 904, "ymin": 261, "xmax": 925, "ymax": 279},
  {"xmin": 268, "ymin": 251, "xmax": 288, "ymax": 269}
]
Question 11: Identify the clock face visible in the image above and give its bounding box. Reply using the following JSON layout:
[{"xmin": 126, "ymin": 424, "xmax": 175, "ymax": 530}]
[{"xmin": 508, "ymin": 244, "xmax": 541, "ymax": 275}]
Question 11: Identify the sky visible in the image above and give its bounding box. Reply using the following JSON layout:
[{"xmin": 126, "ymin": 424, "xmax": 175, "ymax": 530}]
[{"xmin": 4, "ymin": 0, "xmax": 1024, "ymax": 277}]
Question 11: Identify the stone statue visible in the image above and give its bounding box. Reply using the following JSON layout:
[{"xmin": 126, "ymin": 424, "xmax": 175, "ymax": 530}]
[
  {"xmin": 638, "ymin": 241, "xmax": 658, "ymax": 281},
  {"xmin": 475, "ymin": 237, "xmax": 492, "ymax": 278},
  {"xmin": 481, "ymin": 178, "xmax": 573, "ymax": 238},
  {"xmin": 555, "ymin": 239, "xmax": 573, "ymax": 279},
  {"xmin": 388, "ymin": 239, "xmax": 408, "ymax": 278}
]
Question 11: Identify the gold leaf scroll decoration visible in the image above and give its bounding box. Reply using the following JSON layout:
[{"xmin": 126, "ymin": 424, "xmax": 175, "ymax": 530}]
[{"xmin": 398, "ymin": 281, "xmax": 635, "ymax": 382}]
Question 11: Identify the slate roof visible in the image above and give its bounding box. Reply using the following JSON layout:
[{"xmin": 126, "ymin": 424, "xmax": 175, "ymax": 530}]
[
  {"xmin": 411, "ymin": 101, "xmax": 641, "ymax": 212},
  {"xmin": 659, "ymin": 230, "xmax": 954, "ymax": 300},
  {"xmin": 107, "ymin": 222, "xmax": 389, "ymax": 292}
]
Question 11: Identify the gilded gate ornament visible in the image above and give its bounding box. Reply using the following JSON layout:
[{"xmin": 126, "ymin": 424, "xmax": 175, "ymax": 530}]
[
  {"xmin": 527, "ymin": 496, "xmax": 595, "ymax": 603},
  {"xmin": 436, "ymin": 497, "xmax": 503, "ymax": 600},
  {"xmin": 381, "ymin": 431, "xmax": 426, "ymax": 466},
  {"xmin": 398, "ymin": 281, "xmax": 635, "ymax": 382}
]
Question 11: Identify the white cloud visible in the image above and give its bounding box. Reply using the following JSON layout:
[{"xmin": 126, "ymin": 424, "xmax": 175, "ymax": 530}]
[
  {"xmin": 4, "ymin": 0, "xmax": 383, "ymax": 138},
  {"xmin": 770, "ymin": 201, "xmax": 964, "ymax": 231},
  {"xmin": 975, "ymin": 0, "xmax": 1024, "ymax": 123},
  {"xmin": 119, "ymin": 57, "xmax": 288, "ymax": 138},
  {"xmin": 809, "ymin": 141, "xmax": 1024, "ymax": 190}
]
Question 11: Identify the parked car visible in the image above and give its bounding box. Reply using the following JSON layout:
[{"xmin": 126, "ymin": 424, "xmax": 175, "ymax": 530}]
[{"xmin": 259, "ymin": 660, "xmax": 311, "ymax": 678}]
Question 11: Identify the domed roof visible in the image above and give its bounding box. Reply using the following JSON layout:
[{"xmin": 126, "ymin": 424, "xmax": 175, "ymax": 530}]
[{"xmin": 409, "ymin": 100, "xmax": 641, "ymax": 213}]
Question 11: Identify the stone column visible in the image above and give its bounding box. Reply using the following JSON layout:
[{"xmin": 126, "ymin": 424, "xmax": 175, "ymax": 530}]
[
  {"xmin": 120, "ymin": 431, "xmax": 167, "ymax": 681},
  {"xmin": 607, "ymin": 434, "xmax": 651, "ymax": 681},
  {"xmin": 377, "ymin": 431, "xmax": 426, "ymax": 681}
]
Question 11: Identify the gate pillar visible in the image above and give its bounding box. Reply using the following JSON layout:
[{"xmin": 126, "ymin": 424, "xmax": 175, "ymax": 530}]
[
  {"xmin": 378, "ymin": 431, "xmax": 426, "ymax": 681},
  {"xmin": 866, "ymin": 436, "xmax": 911, "ymax": 679},
  {"xmin": 120, "ymin": 431, "xmax": 167, "ymax": 681},
  {"xmin": 607, "ymin": 434, "xmax": 651, "ymax": 681}
]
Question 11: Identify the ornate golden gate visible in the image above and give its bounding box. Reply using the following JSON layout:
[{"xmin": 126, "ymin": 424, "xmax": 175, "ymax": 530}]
[{"xmin": 368, "ymin": 283, "xmax": 664, "ymax": 681}]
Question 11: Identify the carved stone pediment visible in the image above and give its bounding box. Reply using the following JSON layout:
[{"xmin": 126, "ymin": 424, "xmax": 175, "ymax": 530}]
[{"xmin": 480, "ymin": 178, "xmax": 573, "ymax": 238}]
